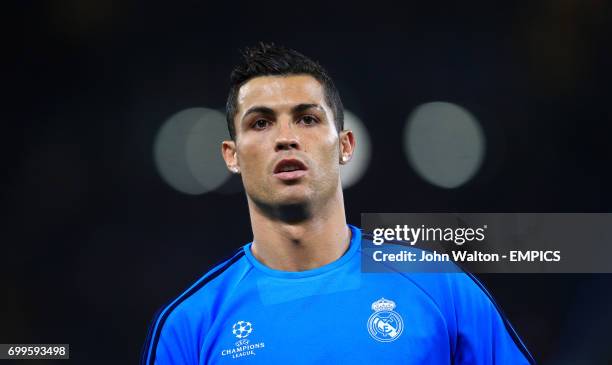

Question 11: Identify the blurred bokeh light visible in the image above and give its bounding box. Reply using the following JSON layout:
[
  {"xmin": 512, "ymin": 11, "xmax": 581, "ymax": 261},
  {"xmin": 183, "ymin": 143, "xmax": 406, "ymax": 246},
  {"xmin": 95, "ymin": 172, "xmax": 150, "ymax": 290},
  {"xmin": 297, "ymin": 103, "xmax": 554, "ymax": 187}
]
[
  {"xmin": 404, "ymin": 102, "xmax": 485, "ymax": 189},
  {"xmin": 154, "ymin": 107, "xmax": 231, "ymax": 195}
]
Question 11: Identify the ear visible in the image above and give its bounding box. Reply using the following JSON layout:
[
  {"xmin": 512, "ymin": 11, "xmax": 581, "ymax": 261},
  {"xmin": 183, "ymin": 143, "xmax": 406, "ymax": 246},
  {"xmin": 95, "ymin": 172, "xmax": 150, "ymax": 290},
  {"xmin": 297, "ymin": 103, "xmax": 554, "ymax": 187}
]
[
  {"xmin": 221, "ymin": 140, "xmax": 240, "ymax": 174},
  {"xmin": 338, "ymin": 129, "xmax": 356, "ymax": 164}
]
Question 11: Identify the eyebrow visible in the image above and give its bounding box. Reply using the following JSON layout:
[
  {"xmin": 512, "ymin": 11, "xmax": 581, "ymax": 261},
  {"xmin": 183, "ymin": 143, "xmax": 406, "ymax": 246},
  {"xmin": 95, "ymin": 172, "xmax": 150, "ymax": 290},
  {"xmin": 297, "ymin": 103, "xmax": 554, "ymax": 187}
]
[
  {"xmin": 292, "ymin": 103, "xmax": 323, "ymax": 114},
  {"xmin": 241, "ymin": 103, "xmax": 324, "ymax": 122}
]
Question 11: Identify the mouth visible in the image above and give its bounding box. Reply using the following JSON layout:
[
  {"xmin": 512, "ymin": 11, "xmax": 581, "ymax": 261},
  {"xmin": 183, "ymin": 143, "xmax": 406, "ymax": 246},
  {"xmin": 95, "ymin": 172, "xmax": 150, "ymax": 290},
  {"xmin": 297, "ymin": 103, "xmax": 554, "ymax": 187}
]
[{"xmin": 273, "ymin": 158, "xmax": 308, "ymax": 181}]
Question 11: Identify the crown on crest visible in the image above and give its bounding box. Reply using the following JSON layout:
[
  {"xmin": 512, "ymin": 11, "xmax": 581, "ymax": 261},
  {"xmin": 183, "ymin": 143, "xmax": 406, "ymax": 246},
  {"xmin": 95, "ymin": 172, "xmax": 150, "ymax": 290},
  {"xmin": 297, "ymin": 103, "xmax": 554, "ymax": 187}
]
[{"xmin": 372, "ymin": 298, "xmax": 396, "ymax": 312}]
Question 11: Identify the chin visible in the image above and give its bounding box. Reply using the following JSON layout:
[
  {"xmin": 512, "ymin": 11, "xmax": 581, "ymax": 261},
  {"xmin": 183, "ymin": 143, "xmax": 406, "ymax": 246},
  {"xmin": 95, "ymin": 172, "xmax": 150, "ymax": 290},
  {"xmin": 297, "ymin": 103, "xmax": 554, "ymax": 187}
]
[
  {"xmin": 247, "ymin": 184, "xmax": 315, "ymax": 208},
  {"xmin": 275, "ymin": 192, "xmax": 310, "ymax": 206}
]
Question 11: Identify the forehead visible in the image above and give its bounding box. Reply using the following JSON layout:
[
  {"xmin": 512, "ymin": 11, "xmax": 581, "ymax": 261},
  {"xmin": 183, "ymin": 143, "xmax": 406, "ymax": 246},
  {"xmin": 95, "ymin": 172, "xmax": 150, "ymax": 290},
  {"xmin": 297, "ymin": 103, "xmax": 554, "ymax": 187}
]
[{"xmin": 236, "ymin": 75, "xmax": 328, "ymax": 113}]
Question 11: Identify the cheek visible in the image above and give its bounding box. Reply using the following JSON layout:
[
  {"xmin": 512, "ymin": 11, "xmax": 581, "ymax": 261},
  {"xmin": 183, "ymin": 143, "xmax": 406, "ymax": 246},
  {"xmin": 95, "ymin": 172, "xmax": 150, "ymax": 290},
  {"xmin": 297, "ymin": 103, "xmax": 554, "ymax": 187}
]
[
  {"xmin": 321, "ymin": 131, "xmax": 340, "ymax": 157},
  {"xmin": 307, "ymin": 126, "xmax": 338, "ymax": 154},
  {"xmin": 313, "ymin": 137, "xmax": 340, "ymax": 171},
  {"xmin": 236, "ymin": 140, "xmax": 271, "ymax": 190},
  {"xmin": 237, "ymin": 140, "xmax": 263, "ymax": 168}
]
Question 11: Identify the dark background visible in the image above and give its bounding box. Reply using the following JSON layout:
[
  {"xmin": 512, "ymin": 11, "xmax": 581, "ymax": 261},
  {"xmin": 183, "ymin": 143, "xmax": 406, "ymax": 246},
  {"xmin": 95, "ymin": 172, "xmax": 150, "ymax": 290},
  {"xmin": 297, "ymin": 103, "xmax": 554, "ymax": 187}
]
[{"xmin": 4, "ymin": 1, "xmax": 612, "ymax": 364}]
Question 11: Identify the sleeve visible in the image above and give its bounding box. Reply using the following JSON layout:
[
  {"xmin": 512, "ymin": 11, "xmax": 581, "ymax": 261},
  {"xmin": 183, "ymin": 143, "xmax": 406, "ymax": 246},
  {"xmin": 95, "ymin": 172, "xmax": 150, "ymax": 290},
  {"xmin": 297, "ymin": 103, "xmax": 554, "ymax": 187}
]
[
  {"xmin": 141, "ymin": 248, "xmax": 244, "ymax": 365},
  {"xmin": 450, "ymin": 273, "xmax": 535, "ymax": 365},
  {"xmin": 141, "ymin": 305, "xmax": 201, "ymax": 365}
]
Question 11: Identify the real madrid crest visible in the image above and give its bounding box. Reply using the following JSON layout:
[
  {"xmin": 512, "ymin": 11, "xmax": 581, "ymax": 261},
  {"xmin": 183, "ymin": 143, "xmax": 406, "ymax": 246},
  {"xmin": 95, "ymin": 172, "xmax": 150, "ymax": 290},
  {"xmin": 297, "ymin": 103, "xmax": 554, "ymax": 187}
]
[{"xmin": 367, "ymin": 298, "xmax": 404, "ymax": 342}]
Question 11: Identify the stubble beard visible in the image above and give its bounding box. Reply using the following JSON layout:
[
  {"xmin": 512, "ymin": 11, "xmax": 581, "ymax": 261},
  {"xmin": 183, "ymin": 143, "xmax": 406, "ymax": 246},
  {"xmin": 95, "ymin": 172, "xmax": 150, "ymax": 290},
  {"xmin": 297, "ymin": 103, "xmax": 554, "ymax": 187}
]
[
  {"xmin": 247, "ymin": 173, "xmax": 338, "ymax": 225},
  {"xmin": 247, "ymin": 183, "xmax": 314, "ymax": 224}
]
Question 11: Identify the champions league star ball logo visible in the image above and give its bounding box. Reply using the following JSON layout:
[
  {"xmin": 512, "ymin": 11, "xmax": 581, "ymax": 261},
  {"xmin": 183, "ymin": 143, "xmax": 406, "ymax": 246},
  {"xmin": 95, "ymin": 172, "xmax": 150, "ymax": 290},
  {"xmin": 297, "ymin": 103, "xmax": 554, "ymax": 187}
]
[
  {"xmin": 232, "ymin": 321, "xmax": 253, "ymax": 339},
  {"xmin": 367, "ymin": 298, "xmax": 404, "ymax": 342},
  {"xmin": 221, "ymin": 320, "xmax": 265, "ymax": 359}
]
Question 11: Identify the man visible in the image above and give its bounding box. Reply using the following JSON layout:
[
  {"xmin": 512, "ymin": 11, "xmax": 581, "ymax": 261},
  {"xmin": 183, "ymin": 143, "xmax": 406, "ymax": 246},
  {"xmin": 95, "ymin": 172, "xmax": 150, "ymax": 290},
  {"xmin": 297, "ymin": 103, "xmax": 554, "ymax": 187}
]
[{"xmin": 142, "ymin": 43, "xmax": 535, "ymax": 364}]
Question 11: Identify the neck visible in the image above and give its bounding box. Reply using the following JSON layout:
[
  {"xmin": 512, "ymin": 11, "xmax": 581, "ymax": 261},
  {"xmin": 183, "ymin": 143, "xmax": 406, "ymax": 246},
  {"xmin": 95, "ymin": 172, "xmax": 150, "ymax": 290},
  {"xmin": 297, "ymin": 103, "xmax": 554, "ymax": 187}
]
[{"xmin": 247, "ymin": 185, "xmax": 351, "ymax": 271}]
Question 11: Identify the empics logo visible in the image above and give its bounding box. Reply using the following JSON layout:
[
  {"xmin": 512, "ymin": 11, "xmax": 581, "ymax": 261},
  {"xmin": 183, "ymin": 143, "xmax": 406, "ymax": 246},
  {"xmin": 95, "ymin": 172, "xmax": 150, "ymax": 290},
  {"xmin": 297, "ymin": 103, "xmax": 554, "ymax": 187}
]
[
  {"xmin": 221, "ymin": 321, "xmax": 266, "ymax": 360},
  {"xmin": 367, "ymin": 298, "xmax": 404, "ymax": 342}
]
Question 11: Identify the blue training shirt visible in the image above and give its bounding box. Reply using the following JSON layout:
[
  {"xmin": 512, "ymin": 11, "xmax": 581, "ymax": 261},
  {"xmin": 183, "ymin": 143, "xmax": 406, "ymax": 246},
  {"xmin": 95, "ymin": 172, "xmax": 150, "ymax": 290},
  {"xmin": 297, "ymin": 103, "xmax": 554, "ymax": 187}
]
[{"xmin": 142, "ymin": 225, "xmax": 534, "ymax": 364}]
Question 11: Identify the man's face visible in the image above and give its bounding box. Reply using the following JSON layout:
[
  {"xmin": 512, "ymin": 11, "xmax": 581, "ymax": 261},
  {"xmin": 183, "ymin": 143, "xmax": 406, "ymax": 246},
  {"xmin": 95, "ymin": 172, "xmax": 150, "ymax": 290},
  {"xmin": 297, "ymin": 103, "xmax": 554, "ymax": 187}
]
[{"xmin": 222, "ymin": 75, "xmax": 353, "ymax": 208}]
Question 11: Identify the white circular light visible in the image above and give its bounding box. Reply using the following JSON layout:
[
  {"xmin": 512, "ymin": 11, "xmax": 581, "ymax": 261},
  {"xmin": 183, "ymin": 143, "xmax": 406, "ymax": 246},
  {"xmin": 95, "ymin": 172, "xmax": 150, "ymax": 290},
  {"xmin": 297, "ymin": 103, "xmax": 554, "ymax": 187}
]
[
  {"xmin": 154, "ymin": 107, "xmax": 231, "ymax": 195},
  {"xmin": 404, "ymin": 102, "xmax": 485, "ymax": 189},
  {"xmin": 340, "ymin": 110, "xmax": 371, "ymax": 189}
]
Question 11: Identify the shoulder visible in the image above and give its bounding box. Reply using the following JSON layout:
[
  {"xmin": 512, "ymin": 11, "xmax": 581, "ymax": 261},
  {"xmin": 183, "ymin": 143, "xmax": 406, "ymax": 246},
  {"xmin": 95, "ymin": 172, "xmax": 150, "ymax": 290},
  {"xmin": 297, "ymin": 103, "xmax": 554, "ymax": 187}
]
[
  {"xmin": 398, "ymin": 270, "xmax": 500, "ymax": 323},
  {"xmin": 359, "ymin": 234, "xmax": 533, "ymax": 362},
  {"xmin": 391, "ymin": 266, "xmax": 534, "ymax": 363},
  {"xmin": 359, "ymin": 233, "xmax": 491, "ymax": 307},
  {"xmin": 141, "ymin": 247, "xmax": 249, "ymax": 365}
]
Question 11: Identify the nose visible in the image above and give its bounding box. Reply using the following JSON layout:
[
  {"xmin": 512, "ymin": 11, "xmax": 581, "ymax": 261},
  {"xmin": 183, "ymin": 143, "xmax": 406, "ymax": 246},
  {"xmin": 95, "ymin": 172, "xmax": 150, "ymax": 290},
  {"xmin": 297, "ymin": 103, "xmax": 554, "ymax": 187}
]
[{"xmin": 274, "ymin": 120, "xmax": 300, "ymax": 152}]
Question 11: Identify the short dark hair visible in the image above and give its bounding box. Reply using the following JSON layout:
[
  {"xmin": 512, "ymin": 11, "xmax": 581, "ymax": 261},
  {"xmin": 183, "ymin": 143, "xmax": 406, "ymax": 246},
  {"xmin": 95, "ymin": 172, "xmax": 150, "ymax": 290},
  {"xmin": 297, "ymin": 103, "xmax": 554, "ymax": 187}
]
[{"xmin": 226, "ymin": 42, "xmax": 344, "ymax": 140}]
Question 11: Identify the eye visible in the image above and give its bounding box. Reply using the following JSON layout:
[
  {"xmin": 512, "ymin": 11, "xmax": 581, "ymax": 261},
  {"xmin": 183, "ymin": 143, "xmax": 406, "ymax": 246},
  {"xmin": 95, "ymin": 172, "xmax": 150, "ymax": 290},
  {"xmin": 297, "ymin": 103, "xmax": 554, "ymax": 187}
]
[
  {"xmin": 299, "ymin": 115, "xmax": 318, "ymax": 126},
  {"xmin": 252, "ymin": 119, "xmax": 270, "ymax": 130}
]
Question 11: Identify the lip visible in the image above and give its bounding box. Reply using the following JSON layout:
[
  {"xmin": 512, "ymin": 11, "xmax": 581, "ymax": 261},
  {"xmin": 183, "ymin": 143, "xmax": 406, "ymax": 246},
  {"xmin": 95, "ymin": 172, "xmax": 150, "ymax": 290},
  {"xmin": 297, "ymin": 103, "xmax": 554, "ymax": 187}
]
[{"xmin": 273, "ymin": 158, "xmax": 308, "ymax": 181}]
